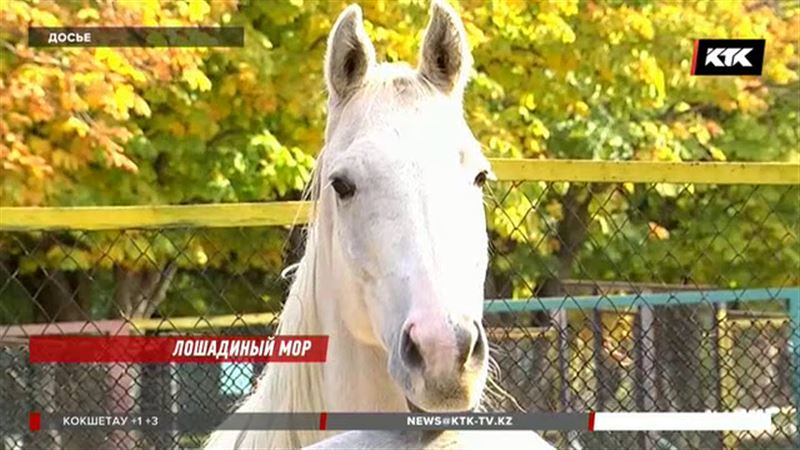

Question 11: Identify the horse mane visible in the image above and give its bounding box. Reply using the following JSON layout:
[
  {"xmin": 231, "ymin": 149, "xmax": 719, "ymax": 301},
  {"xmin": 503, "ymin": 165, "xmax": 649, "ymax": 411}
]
[{"xmin": 204, "ymin": 159, "xmax": 330, "ymax": 449}]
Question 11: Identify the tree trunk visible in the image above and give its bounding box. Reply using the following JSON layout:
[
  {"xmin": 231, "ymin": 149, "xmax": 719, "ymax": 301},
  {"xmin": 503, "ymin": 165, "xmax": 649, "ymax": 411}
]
[
  {"xmin": 111, "ymin": 262, "xmax": 177, "ymax": 320},
  {"xmin": 485, "ymin": 185, "xmax": 596, "ymax": 424},
  {"xmin": 28, "ymin": 270, "xmax": 91, "ymax": 323},
  {"xmin": 536, "ymin": 184, "xmax": 593, "ymax": 299},
  {"xmin": 107, "ymin": 262, "xmax": 177, "ymax": 450}
]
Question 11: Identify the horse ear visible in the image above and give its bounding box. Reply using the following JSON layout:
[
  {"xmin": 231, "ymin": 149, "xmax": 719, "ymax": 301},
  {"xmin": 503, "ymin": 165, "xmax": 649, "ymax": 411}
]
[
  {"xmin": 418, "ymin": 0, "xmax": 473, "ymax": 96},
  {"xmin": 325, "ymin": 5, "xmax": 376, "ymax": 100}
]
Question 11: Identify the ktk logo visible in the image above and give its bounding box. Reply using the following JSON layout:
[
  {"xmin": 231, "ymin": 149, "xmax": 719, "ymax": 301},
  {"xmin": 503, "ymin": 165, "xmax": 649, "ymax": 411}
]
[
  {"xmin": 691, "ymin": 39, "xmax": 765, "ymax": 76},
  {"xmin": 705, "ymin": 48, "xmax": 753, "ymax": 67}
]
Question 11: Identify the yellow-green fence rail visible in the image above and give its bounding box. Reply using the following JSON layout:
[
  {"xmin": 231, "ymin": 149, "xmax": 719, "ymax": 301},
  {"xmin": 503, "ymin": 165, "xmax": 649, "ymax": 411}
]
[{"xmin": 2, "ymin": 160, "xmax": 798, "ymax": 231}]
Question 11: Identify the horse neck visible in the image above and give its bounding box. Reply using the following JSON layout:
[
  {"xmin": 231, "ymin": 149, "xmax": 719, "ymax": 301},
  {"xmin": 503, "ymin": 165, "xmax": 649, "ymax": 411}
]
[
  {"xmin": 203, "ymin": 255, "xmax": 330, "ymax": 450},
  {"xmin": 226, "ymin": 251, "xmax": 326, "ymax": 449},
  {"xmin": 278, "ymin": 229, "xmax": 405, "ymax": 405},
  {"xmin": 260, "ymin": 246, "xmax": 327, "ymax": 411},
  {"xmin": 250, "ymin": 230, "xmax": 405, "ymax": 447}
]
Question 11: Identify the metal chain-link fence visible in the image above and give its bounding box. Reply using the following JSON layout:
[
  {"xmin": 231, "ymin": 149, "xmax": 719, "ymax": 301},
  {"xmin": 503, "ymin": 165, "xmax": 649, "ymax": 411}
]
[{"xmin": 1, "ymin": 162, "xmax": 799, "ymax": 450}]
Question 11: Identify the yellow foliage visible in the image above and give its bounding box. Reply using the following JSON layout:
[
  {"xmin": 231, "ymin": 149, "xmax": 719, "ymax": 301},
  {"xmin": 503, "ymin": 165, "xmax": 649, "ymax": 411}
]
[
  {"xmin": 110, "ymin": 84, "xmax": 136, "ymax": 120},
  {"xmin": 77, "ymin": 8, "xmax": 100, "ymax": 21},
  {"xmin": 133, "ymin": 96, "xmax": 151, "ymax": 118},
  {"xmin": 708, "ymin": 146, "xmax": 727, "ymax": 161},
  {"xmin": 28, "ymin": 136, "xmax": 52, "ymax": 156},
  {"xmin": 648, "ymin": 222, "xmax": 670, "ymax": 240},
  {"xmin": 573, "ymin": 101, "xmax": 589, "ymax": 117},
  {"xmin": 182, "ymin": 67, "xmax": 212, "ymax": 92}
]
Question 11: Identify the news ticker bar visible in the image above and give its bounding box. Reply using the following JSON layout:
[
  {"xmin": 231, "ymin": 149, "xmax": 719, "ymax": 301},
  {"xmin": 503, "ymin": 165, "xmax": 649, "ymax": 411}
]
[
  {"xmin": 28, "ymin": 27, "xmax": 244, "ymax": 47},
  {"xmin": 28, "ymin": 412, "xmax": 772, "ymax": 433}
]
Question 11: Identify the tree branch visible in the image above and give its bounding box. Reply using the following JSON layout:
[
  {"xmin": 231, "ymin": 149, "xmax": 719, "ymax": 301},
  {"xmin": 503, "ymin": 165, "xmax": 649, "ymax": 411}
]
[{"xmin": 140, "ymin": 260, "xmax": 178, "ymax": 319}]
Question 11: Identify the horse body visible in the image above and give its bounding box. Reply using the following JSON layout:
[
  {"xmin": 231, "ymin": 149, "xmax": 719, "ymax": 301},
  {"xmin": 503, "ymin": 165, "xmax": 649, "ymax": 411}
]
[
  {"xmin": 304, "ymin": 430, "xmax": 556, "ymax": 450},
  {"xmin": 206, "ymin": 2, "xmax": 554, "ymax": 449}
]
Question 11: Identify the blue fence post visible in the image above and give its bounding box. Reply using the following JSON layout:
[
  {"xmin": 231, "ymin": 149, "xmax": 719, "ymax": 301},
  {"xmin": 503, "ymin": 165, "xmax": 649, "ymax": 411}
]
[{"xmin": 788, "ymin": 289, "xmax": 800, "ymax": 449}]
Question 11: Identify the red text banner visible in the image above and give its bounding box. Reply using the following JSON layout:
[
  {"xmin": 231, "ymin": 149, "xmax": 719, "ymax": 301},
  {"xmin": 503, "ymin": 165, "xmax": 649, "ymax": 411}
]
[{"xmin": 29, "ymin": 336, "xmax": 328, "ymax": 363}]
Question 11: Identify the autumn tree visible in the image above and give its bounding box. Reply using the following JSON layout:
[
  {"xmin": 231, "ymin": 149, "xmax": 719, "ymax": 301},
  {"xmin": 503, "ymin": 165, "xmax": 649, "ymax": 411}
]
[{"xmin": 0, "ymin": 0, "xmax": 313, "ymax": 323}]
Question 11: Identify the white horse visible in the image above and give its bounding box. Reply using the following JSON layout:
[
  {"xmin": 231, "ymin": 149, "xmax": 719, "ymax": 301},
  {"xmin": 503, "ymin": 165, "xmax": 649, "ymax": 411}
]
[{"xmin": 206, "ymin": 2, "xmax": 554, "ymax": 449}]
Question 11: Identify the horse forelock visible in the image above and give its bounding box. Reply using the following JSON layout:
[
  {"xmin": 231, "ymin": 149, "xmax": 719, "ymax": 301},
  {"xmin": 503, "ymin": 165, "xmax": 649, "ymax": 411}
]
[{"xmin": 323, "ymin": 63, "xmax": 442, "ymax": 146}]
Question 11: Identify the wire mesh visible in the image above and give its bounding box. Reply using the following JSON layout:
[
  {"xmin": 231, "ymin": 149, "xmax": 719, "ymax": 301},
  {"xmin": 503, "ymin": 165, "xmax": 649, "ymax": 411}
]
[{"xmin": 0, "ymin": 180, "xmax": 798, "ymax": 450}]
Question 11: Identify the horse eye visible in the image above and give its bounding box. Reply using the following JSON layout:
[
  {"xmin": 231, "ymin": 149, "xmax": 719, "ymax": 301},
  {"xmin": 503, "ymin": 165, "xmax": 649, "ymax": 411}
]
[
  {"xmin": 331, "ymin": 176, "xmax": 356, "ymax": 199},
  {"xmin": 473, "ymin": 170, "xmax": 488, "ymax": 188}
]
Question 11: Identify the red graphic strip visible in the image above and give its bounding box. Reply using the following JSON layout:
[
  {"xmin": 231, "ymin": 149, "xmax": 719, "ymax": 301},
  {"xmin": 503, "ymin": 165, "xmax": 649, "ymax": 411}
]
[
  {"xmin": 588, "ymin": 411, "xmax": 596, "ymax": 432},
  {"xmin": 29, "ymin": 336, "xmax": 328, "ymax": 363},
  {"xmin": 690, "ymin": 39, "xmax": 700, "ymax": 75},
  {"xmin": 29, "ymin": 412, "xmax": 41, "ymax": 432},
  {"xmin": 319, "ymin": 412, "xmax": 328, "ymax": 431}
]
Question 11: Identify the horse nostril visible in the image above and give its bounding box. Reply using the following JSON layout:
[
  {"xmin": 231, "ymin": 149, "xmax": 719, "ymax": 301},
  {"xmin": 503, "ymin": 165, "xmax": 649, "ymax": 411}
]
[
  {"xmin": 456, "ymin": 320, "xmax": 484, "ymax": 368},
  {"xmin": 401, "ymin": 326, "xmax": 424, "ymax": 370},
  {"xmin": 470, "ymin": 321, "xmax": 486, "ymax": 362}
]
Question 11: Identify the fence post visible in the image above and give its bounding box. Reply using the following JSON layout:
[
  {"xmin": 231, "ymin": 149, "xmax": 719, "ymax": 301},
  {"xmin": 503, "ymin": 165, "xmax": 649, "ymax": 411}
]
[
  {"xmin": 30, "ymin": 362, "xmax": 61, "ymax": 450},
  {"xmin": 710, "ymin": 304, "xmax": 724, "ymax": 450},
  {"xmin": 715, "ymin": 304, "xmax": 736, "ymax": 450},
  {"xmin": 555, "ymin": 308, "xmax": 576, "ymax": 449},
  {"xmin": 170, "ymin": 362, "xmax": 179, "ymax": 450},
  {"xmin": 592, "ymin": 308, "xmax": 605, "ymax": 411},
  {"xmin": 634, "ymin": 304, "xmax": 657, "ymax": 450},
  {"xmin": 589, "ymin": 308, "xmax": 605, "ymax": 450},
  {"xmin": 108, "ymin": 323, "xmax": 137, "ymax": 450},
  {"xmin": 788, "ymin": 290, "xmax": 800, "ymax": 450}
]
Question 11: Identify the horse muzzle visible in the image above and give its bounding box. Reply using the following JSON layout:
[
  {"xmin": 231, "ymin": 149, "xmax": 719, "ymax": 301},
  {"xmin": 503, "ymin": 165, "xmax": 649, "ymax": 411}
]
[{"xmin": 390, "ymin": 314, "xmax": 489, "ymax": 412}]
